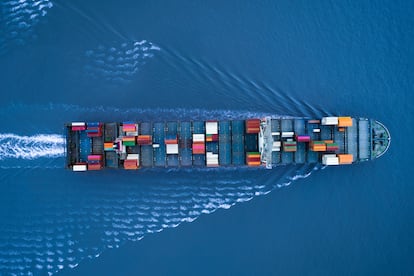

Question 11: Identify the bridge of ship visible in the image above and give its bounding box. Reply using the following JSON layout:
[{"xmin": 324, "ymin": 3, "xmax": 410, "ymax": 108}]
[{"xmin": 260, "ymin": 116, "xmax": 384, "ymax": 167}]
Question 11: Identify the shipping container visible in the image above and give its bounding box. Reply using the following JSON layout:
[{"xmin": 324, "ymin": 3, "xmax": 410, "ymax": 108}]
[
  {"xmin": 71, "ymin": 126, "xmax": 86, "ymax": 131},
  {"xmin": 124, "ymin": 159, "xmax": 138, "ymax": 169},
  {"xmin": 296, "ymin": 135, "xmax": 311, "ymax": 142},
  {"xmin": 192, "ymin": 142, "xmax": 205, "ymax": 154},
  {"xmin": 338, "ymin": 117, "xmax": 353, "ymax": 127},
  {"xmin": 206, "ymin": 121, "xmax": 218, "ymax": 135},
  {"xmin": 88, "ymin": 163, "xmax": 102, "ymax": 170},
  {"xmin": 338, "ymin": 154, "xmax": 353, "ymax": 164},
  {"xmin": 321, "ymin": 117, "xmax": 339, "ymax": 125},
  {"xmin": 281, "ymin": 132, "xmax": 294, "ymax": 138},
  {"xmin": 72, "ymin": 122, "xmax": 86, "ymax": 127},
  {"xmin": 166, "ymin": 144, "xmax": 179, "ymax": 154},
  {"xmin": 126, "ymin": 154, "xmax": 139, "ymax": 160},
  {"xmin": 193, "ymin": 134, "xmax": 205, "ymax": 142},
  {"xmin": 245, "ymin": 119, "xmax": 261, "ymax": 134},
  {"xmin": 72, "ymin": 164, "xmax": 87, "ymax": 171},
  {"xmin": 137, "ymin": 135, "xmax": 152, "ymax": 145},
  {"xmin": 326, "ymin": 143, "xmax": 339, "ymax": 151},
  {"xmin": 322, "ymin": 154, "xmax": 339, "ymax": 165},
  {"xmin": 88, "ymin": 155, "xmax": 102, "ymax": 161}
]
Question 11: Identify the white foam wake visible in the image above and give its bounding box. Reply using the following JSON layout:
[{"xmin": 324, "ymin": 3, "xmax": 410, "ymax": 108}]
[{"xmin": 0, "ymin": 133, "xmax": 65, "ymax": 160}]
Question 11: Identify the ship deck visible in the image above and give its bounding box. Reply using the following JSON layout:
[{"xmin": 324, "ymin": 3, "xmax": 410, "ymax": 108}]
[{"xmin": 65, "ymin": 116, "xmax": 381, "ymax": 171}]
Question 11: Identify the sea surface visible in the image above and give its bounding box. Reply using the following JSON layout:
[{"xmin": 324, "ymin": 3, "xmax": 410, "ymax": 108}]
[{"xmin": 0, "ymin": 0, "xmax": 413, "ymax": 275}]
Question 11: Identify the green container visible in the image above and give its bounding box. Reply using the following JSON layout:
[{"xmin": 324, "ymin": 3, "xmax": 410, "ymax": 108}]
[{"xmin": 123, "ymin": 141, "xmax": 136, "ymax": 146}]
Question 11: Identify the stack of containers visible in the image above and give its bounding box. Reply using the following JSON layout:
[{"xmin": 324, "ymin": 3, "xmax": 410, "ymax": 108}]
[
  {"xmin": 206, "ymin": 152, "xmax": 219, "ymax": 167},
  {"xmin": 192, "ymin": 134, "xmax": 205, "ymax": 154},
  {"xmin": 86, "ymin": 122, "xmax": 102, "ymax": 137},
  {"xmin": 326, "ymin": 142, "xmax": 339, "ymax": 151},
  {"xmin": 246, "ymin": 152, "xmax": 261, "ymax": 166},
  {"xmin": 206, "ymin": 121, "xmax": 219, "ymax": 142},
  {"xmin": 206, "ymin": 134, "xmax": 219, "ymax": 142},
  {"xmin": 137, "ymin": 135, "xmax": 152, "ymax": 145},
  {"xmin": 295, "ymin": 135, "xmax": 311, "ymax": 142},
  {"xmin": 122, "ymin": 122, "xmax": 136, "ymax": 133},
  {"xmin": 165, "ymin": 135, "xmax": 179, "ymax": 154},
  {"xmin": 124, "ymin": 154, "xmax": 139, "ymax": 169},
  {"xmin": 310, "ymin": 141, "xmax": 327, "ymax": 151},
  {"xmin": 71, "ymin": 122, "xmax": 86, "ymax": 131},
  {"xmin": 338, "ymin": 154, "xmax": 353, "ymax": 164},
  {"xmin": 104, "ymin": 142, "xmax": 114, "ymax": 151},
  {"xmin": 322, "ymin": 154, "xmax": 339, "ymax": 165},
  {"xmin": 122, "ymin": 136, "xmax": 136, "ymax": 146},
  {"xmin": 87, "ymin": 154, "xmax": 103, "ymax": 170},
  {"xmin": 283, "ymin": 141, "xmax": 297, "ymax": 152},
  {"xmin": 272, "ymin": 141, "xmax": 281, "ymax": 152},
  {"xmin": 245, "ymin": 119, "xmax": 261, "ymax": 133}
]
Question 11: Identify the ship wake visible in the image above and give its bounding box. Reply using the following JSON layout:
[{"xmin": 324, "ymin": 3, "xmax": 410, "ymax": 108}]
[{"xmin": 0, "ymin": 133, "xmax": 65, "ymax": 168}]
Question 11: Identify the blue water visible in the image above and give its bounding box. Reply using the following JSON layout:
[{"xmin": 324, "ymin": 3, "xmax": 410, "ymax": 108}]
[{"xmin": 1, "ymin": 0, "xmax": 413, "ymax": 275}]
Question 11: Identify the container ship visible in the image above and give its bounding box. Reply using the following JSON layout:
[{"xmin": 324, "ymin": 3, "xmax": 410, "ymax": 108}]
[{"xmin": 65, "ymin": 117, "xmax": 390, "ymax": 171}]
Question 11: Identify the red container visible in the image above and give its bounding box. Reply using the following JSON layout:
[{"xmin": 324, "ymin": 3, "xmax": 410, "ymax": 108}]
[
  {"xmin": 165, "ymin": 139, "xmax": 178, "ymax": 144},
  {"xmin": 88, "ymin": 163, "xmax": 102, "ymax": 170},
  {"xmin": 71, "ymin": 126, "xmax": 86, "ymax": 131}
]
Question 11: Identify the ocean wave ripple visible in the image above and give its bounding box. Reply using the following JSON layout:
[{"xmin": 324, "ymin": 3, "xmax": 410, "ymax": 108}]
[
  {"xmin": 84, "ymin": 40, "xmax": 161, "ymax": 84},
  {"xmin": 0, "ymin": 164, "xmax": 321, "ymax": 275},
  {"xmin": 0, "ymin": 0, "xmax": 53, "ymax": 53}
]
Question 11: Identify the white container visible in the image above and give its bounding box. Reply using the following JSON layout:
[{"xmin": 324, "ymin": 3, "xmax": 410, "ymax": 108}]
[
  {"xmin": 193, "ymin": 134, "xmax": 205, "ymax": 142},
  {"xmin": 152, "ymin": 144, "xmax": 160, "ymax": 148},
  {"xmin": 281, "ymin": 132, "xmax": 294, "ymax": 138},
  {"xmin": 322, "ymin": 154, "xmax": 339, "ymax": 165},
  {"xmin": 126, "ymin": 131, "xmax": 138, "ymax": 136},
  {"xmin": 73, "ymin": 164, "xmax": 87, "ymax": 171},
  {"xmin": 206, "ymin": 122, "xmax": 218, "ymax": 134},
  {"xmin": 71, "ymin": 122, "xmax": 85, "ymax": 127},
  {"xmin": 127, "ymin": 154, "xmax": 139, "ymax": 160},
  {"xmin": 166, "ymin": 144, "xmax": 179, "ymax": 154},
  {"xmin": 271, "ymin": 132, "xmax": 280, "ymax": 136},
  {"xmin": 313, "ymin": 128, "xmax": 321, "ymax": 133},
  {"xmin": 321, "ymin": 117, "xmax": 339, "ymax": 125},
  {"xmin": 273, "ymin": 141, "xmax": 281, "ymax": 147}
]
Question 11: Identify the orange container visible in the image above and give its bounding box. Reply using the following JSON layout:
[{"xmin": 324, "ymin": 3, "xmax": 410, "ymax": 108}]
[
  {"xmin": 124, "ymin": 159, "xmax": 138, "ymax": 169},
  {"xmin": 338, "ymin": 154, "xmax": 353, "ymax": 164},
  {"xmin": 338, "ymin": 117, "xmax": 353, "ymax": 127},
  {"xmin": 311, "ymin": 145, "xmax": 326, "ymax": 152}
]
